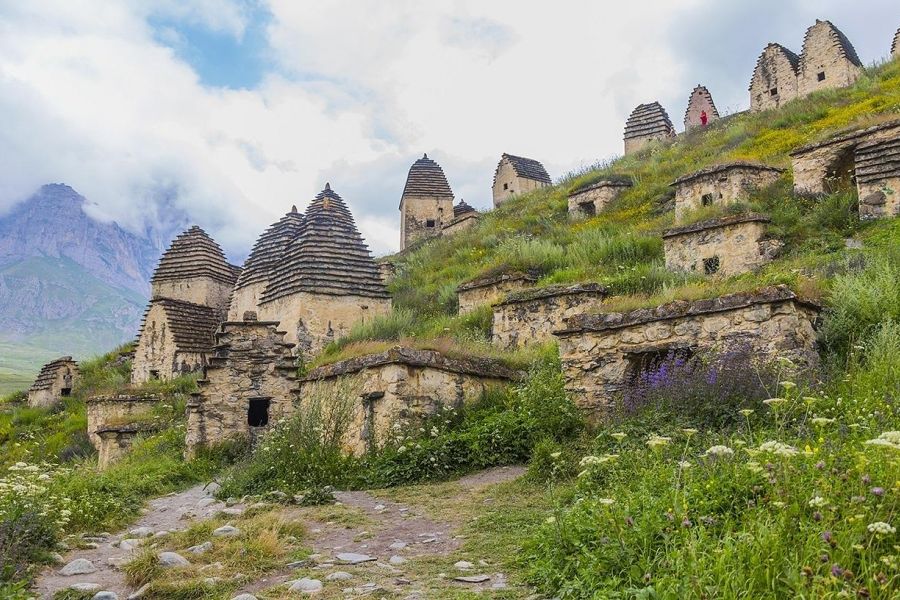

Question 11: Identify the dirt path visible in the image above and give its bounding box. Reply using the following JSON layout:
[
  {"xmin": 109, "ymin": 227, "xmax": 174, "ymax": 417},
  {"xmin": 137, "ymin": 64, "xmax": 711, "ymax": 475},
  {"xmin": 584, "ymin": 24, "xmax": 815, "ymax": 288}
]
[
  {"xmin": 34, "ymin": 483, "xmax": 233, "ymax": 598},
  {"xmin": 35, "ymin": 465, "xmax": 528, "ymax": 599}
]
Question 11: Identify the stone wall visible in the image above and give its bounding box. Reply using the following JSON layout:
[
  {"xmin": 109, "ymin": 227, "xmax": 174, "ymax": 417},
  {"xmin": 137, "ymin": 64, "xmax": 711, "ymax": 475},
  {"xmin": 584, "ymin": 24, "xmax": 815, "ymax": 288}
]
[
  {"xmin": 749, "ymin": 44, "xmax": 800, "ymax": 112},
  {"xmin": 673, "ymin": 164, "xmax": 783, "ymax": 219},
  {"xmin": 457, "ymin": 272, "xmax": 537, "ymax": 315},
  {"xmin": 151, "ymin": 277, "xmax": 232, "ymax": 311},
  {"xmin": 258, "ymin": 291, "xmax": 392, "ymax": 357},
  {"xmin": 185, "ymin": 321, "xmax": 299, "ymax": 458},
  {"xmin": 554, "ymin": 286, "xmax": 820, "ymax": 418},
  {"xmin": 492, "ymin": 283, "xmax": 608, "ymax": 350},
  {"xmin": 856, "ymin": 137, "xmax": 900, "ymax": 219},
  {"xmin": 86, "ymin": 394, "xmax": 160, "ymax": 449},
  {"xmin": 299, "ymin": 347, "xmax": 518, "ymax": 455},
  {"xmin": 442, "ymin": 212, "xmax": 480, "ymax": 235},
  {"xmin": 131, "ymin": 302, "xmax": 208, "ymax": 383},
  {"xmin": 27, "ymin": 358, "xmax": 78, "ymax": 408},
  {"xmin": 797, "ymin": 20, "xmax": 862, "ymax": 98},
  {"xmin": 228, "ymin": 280, "xmax": 266, "ymax": 321},
  {"xmin": 400, "ymin": 194, "xmax": 454, "ymax": 250},
  {"xmin": 567, "ymin": 179, "xmax": 632, "ymax": 219},
  {"xmin": 791, "ymin": 120, "xmax": 900, "ymax": 195},
  {"xmin": 492, "ymin": 160, "xmax": 548, "ymax": 206},
  {"xmin": 663, "ymin": 214, "xmax": 780, "ymax": 277}
]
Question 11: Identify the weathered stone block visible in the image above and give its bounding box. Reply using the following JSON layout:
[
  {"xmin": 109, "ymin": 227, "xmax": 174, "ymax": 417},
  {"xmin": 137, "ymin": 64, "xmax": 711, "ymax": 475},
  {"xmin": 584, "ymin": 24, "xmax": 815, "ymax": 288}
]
[
  {"xmin": 749, "ymin": 43, "xmax": 800, "ymax": 112},
  {"xmin": 457, "ymin": 271, "xmax": 537, "ymax": 315},
  {"xmin": 663, "ymin": 214, "xmax": 777, "ymax": 277},
  {"xmin": 624, "ymin": 102, "xmax": 675, "ymax": 155},
  {"xmin": 492, "ymin": 154, "xmax": 551, "ymax": 207},
  {"xmin": 86, "ymin": 394, "xmax": 160, "ymax": 449},
  {"xmin": 567, "ymin": 178, "xmax": 632, "ymax": 219},
  {"xmin": 672, "ymin": 163, "xmax": 783, "ymax": 219},
  {"xmin": 27, "ymin": 357, "xmax": 78, "ymax": 408}
]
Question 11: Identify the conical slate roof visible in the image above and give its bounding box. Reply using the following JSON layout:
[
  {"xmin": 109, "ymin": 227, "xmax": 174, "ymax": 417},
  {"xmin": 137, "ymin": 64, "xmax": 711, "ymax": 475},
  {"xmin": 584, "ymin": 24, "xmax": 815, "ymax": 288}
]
[
  {"xmin": 261, "ymin": 184, "xmax": 390, "ymax": 302},
  {"xmin": 29, "ymin": 357, "xmax": 77, "ymax": 392},
  {"xmin": 401, "ymin": 154, "xmax": 454, "ymax": 203},
  {"xmin": 624, "ymin": 102, "xmax": 676, "ymax": 141},
  {"xmin": 802, "ymin": 20, "xmax": 862, "ymax": 67},
  {"xmin": 138, "ymin": 298, "xmax": 222, "ymax": 354},
  {"xmin": 497, "ymin": 153, "xmax": 551, "ymax": 185},
  {"xmin": 151, "ymin": 225, "xmax": 237, "ymax": 286},
  {"xmin": 234, "ymin": 207, "xmax": 305, "ymax": 291},
  {"xmin": 453, "ymin": 199, "xmax": 477, "ymax": 217}
]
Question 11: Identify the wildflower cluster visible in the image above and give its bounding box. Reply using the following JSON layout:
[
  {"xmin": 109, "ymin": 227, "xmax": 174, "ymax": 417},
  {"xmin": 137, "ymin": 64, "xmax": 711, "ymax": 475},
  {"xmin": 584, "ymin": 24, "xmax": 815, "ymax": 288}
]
[{"xmin": 0, "ymin": 462, "xmax": 71, "ymax": 530}]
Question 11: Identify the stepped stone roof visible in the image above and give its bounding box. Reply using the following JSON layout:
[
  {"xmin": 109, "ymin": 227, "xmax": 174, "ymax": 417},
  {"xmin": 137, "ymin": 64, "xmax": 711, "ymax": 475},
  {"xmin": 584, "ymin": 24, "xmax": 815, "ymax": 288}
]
[
  {"xmin": 495, "ymin": 153, "xmax": 552, "ymax": 185},
  {"xmin": 855, "ymin": 137, "xmax": 900, "ymax": 184},
  {"xmin": 624, "ymin": 102, "xmax": 675, "ymax": 141},
  {"xmin": 139, "ymin": 298, "xmax": 222, "ymax": 353},
  {"xmin": 302, "ymin": 346, "xmax": 521, "ymax": 381},
  {"xmin": 684, "ymin": 85, "xmax": 720, "ymax": 125},
  {"xmin": 151, "ymin": 225, "xmax": 237, "ymax": 287},
  {"xmin": 457, "ymin": 271, "xmax": 538, "ymax": 293},
  {"xmin": 663, "ymin": 213, "xmax": 771, "ymax": 238},
  {"xmin": 671, "ymin": 162, "xmax": 784, "ymax": 186},
  {"xmin": 235, "ymin": 207, "xmax": 305, "ymax": 291},
  {"xmin": 570, "ymin": 176, "xmax": 633, "ymax": 196},
  {"xmin": 893, "ymin": 27, "xmax": 900, "ymax": 56},
  {"xmin": 262, "ymin": 184, "xmax": 390, "ymax": 302},
  {"xmin": 28, "ymin": 357, "xmax": 77, "ymax": 392},
  {"xmin": 802, "ymin": 20, "xmax": 862, "ymax": 67},
  {"xmin": 790, "ymin": 119, "xmax": 900, "ymax": 155},
  {"xmin": 496, "ymin": 283, "xmax": 608, "ymax": 307},
  {"xmin": 556, "ymin": 286, "xmax": 820, "ymax": 336},
  {"xmin": 453, "ymin": 200, "xmax": 477, "ymax": 217},
  {"xmin": 401, "ymin": 154, "xmax": 454, "ymax": 204}
]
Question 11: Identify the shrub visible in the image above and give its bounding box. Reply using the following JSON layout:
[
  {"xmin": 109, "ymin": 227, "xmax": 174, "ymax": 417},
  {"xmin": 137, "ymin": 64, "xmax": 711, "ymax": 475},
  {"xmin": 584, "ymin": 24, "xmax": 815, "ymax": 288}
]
[{"xmin": 618, "ymin": 347, "xmax": 784, "ymax": 429}]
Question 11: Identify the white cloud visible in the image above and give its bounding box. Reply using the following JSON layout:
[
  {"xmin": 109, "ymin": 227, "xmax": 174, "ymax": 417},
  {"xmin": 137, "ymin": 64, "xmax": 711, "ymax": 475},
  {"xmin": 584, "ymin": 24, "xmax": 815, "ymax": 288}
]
[{"xmin": 0, "ymin": 0, "xmax": 896, "ymax": 257}]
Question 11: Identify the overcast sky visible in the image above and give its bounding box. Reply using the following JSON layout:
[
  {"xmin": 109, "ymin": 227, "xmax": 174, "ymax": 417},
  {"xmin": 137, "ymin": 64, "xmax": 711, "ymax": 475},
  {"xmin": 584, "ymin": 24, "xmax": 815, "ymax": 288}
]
[{"xmin": 0, "ymin": 1, "xmax": 897, "ymax": 258}]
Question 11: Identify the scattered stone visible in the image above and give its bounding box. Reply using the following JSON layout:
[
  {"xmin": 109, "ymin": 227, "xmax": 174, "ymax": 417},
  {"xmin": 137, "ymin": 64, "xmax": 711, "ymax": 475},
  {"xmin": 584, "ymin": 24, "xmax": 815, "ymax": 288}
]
[
  {"xmin": 188, "ymin": 541, "xmax": 213, "ymax": 554},
  {"xmin": 396, "ymin": 577, "xmax": 411, "ymax": 585},
  {"xmin": 288, "ymin": 577, "xmax": 324, "ymax": 593},
  {"xmin": 221, "ymin": 507, "xmax": 243, "ymax": 516},
  {"xmin": 119, "ymin": 538, "xmax": 144, "ymax": 551},
  {"xmin": 50, "ymin": 552, "xmax": 65, "ymax": 563},
  {"xmin": 204, "ymin": 481, "xmax": 221, "ymax": 494},
  {"xmin": 213, "ymin": 525, "xmax": 240, "ymax": 537},
  {"xmin": 326, "ymin": 571, "xmax": 353, "ymax": 581},
  {"xmin": 335, "ymin": 552, "xmax": 376, "ymax": 565},
  {"xmin": 153, "ymin": 530, "xmax": 169, "ymax": 538},
  {"xmin": 129, "ymin": 527, "xmax": 154, "ymax": 538},
  {"xmin": 81, "ymin": 542, "xmax": 100, "ymax": 549},
  {"xmin": 225, "ymin": 497, "xmax": 239, "ymax": 506},
  {"xmin": 107, "ymin": 556, "xmax": 127, "ymax": 568},
  {"xmin": 286, "ymin": 559, "xmax": 311, "ymax": 569},
  {"xmin": 197, "ymin": 497, "xmax": 216, "ymax": 509},
  {"xmin": 157, "ymin": 551, "xmax": 190, "ymax": 567},
  {"xmin": 373, "ymin": 504, "xmax": 386, "ymax": 511},
  {"xmin": 231, "ymin": 595, "xmax": 258, "ymax": 600},
  {"xmin": 420, "ymin": 538, "xmax": 437, "ymax": 544},
  {"xmin": 60, "ymin": 558, "xmax": 97, "ymax": 576},
  {"xmin": 454, "ymin": 561, "xmax": 474, "ymax": 570},
  {"xmin": 389, "ymin": 541, "xmax": 407, "ymax": 550},
  {"xmin": 92, "ymin": 592, "xmax": 118, "ymax": 600},
  {"xmin": 455, "ymin": 574, "xmax": 491, "ymax": 583},
  {"xmin": 389, "ymin": 556, "xmax": 406, "ymax": 565},
  {"xmin": 68, "ymin": 583, "xmax": 100, "ymax": 592}
]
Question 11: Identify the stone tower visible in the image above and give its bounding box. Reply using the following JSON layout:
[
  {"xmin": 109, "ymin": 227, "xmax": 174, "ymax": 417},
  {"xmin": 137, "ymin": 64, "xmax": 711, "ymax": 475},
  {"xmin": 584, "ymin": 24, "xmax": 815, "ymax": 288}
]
[
  {"xmin": 892, "ymin": 27, "xmax": 900, "ymax": 58},
  {"xmin": 228, "ymin": 207, "xmax": 304, "ymax": 321},
  {"xmin": 683, "ymin": 85, "xmax": 720, "ymax": 132},
  {"xmin": 259, "ymin": 184, "xmax": 392, "ymax": 355},
  {"xmin": 492, "ymin": 153, "xmax": 552, "ymax": 207},
  {"xmin": 623, "ymin": 102, "xmax": 676, "ymax": 155},
  {"xmin": 749, "ymin": 43, "xmax": 800, "ymax": 112},
  {"xmin": 797, "ymin": 20, "xmax": 862, "ymax": 97},
  {"xmin": 150, "ymin": 225, "xmax": 237, "ymax": 310},
  {"xmin": 399, "ymin": 154, "xmax": 454, "ymax": 250},
  {"xmin": 133, "ymin": 225, "xmax": 238, "ymax": 383}
]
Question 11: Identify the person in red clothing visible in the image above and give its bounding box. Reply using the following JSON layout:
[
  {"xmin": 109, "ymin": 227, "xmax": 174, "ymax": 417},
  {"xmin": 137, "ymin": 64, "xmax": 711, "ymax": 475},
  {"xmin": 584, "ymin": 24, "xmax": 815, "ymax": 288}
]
[{"xmin": 700, "ymin": 110, "xmax": 708, "ymax": 126}]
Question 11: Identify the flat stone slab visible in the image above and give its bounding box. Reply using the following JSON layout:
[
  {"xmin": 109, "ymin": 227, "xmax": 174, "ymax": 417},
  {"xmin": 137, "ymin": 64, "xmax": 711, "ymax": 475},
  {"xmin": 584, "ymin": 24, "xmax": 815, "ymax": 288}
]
[
  {"xmin": 335, "ymin": 552, "xmax": 377, "ymax": 565},
  {"xmin": 455, "ymin": 574, "xmax": 491, "ymax": 583},
  {"xmin": 157, "ymin": 552, "xmax": 190, "ymax": 567},
  {"xmin": 288, "ymin": 577, "xmax": 323, "ymax": 593},
  {"xmin": 212, "ymin": 525, "xmax": 240, "ymax": 537}
]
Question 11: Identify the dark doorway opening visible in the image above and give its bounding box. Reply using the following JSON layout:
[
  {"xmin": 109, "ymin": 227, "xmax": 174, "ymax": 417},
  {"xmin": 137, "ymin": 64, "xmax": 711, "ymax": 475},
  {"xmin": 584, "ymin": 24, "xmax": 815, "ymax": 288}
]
[
  {"xmin": 626, "ymin": 347, "xmax": 694, "ymax": 384},
  {"xmin": 578, "ymin": 201, "xmax": 596, "ymax": 217},
  {"xmin": 248, "ymin": 398, "xmax": 271, "ymax": 427},
  {"xmin": 824, "ymin": 146, "xmax": 856, "ymax": 193},
  {"xmin": 701, "ymin": 193, "xmax": 714, "ymax": 206},
  {"xmin": 60, "ymin": 388, "xmax": 71, "ymax": 397},
  {"xmin": 703, "ymin": 256, "xmax": 721, "ymax": 274},
  {"xmin": 149, "ymin": 370, "xmax": 159, "ymax": 380}
]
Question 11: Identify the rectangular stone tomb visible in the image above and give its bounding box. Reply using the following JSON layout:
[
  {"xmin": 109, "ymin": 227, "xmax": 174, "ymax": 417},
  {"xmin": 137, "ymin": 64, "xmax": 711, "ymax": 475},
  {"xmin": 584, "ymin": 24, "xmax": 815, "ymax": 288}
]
[
  {"xmin": 790, "ymin": 119, "xmax": 900, "ymax": 195},
  {"xmin": 672, "ymin": 163, "xmax": 783, "ymax": 219},
  {"xmin": 553, "ymin": 286, "xmax": 820, "ymax": 418},
  {"xmin": 299, "ymin": 347, "xmax": 520, "ymax": 455},
  {"xmin": 492, "ymin": 283, "xmax": 608, "ymax": 350},
  {"xmin": 457, "ymin": 271, "xmax": 537, "ymax": 315},
  {"xmin": 95, "ymin": 425, "xmax": 158, "ymax": 470},
  {"xmin": 567, "ymin": 178, "xmax": 632, "ymax": 219},
  {"xmin": 86, "ymin": 393, "xmax": 161, "ymax": 450},
  {"xmin": 663, "ymin": 214, "xmax": 781, "ymax": 277},
  {"xmin": 185, "ymin": 320, "xmax": 299, "ymax": 458}
]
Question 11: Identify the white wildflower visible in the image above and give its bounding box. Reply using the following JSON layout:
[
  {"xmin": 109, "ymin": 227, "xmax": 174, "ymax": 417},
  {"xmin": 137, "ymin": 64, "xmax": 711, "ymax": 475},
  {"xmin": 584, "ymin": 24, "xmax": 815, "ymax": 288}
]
[
  {"xmin": 808, "ymin": 496, "xmax": 827, "ymax": 508},
  {"xmin": 867, "ymin": 522, "xmax": 896, "ymax": 536},
  {"xmin": 704, "ymin": 445, "xmax": 734, "ymax": 457}
]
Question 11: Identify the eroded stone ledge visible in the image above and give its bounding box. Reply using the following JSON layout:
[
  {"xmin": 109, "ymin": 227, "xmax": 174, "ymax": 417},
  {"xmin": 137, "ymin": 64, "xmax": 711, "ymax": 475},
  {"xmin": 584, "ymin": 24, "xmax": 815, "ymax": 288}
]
[{"xmin": 663, "ymin": 213, "xmax": 771, "ymax": 238}]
